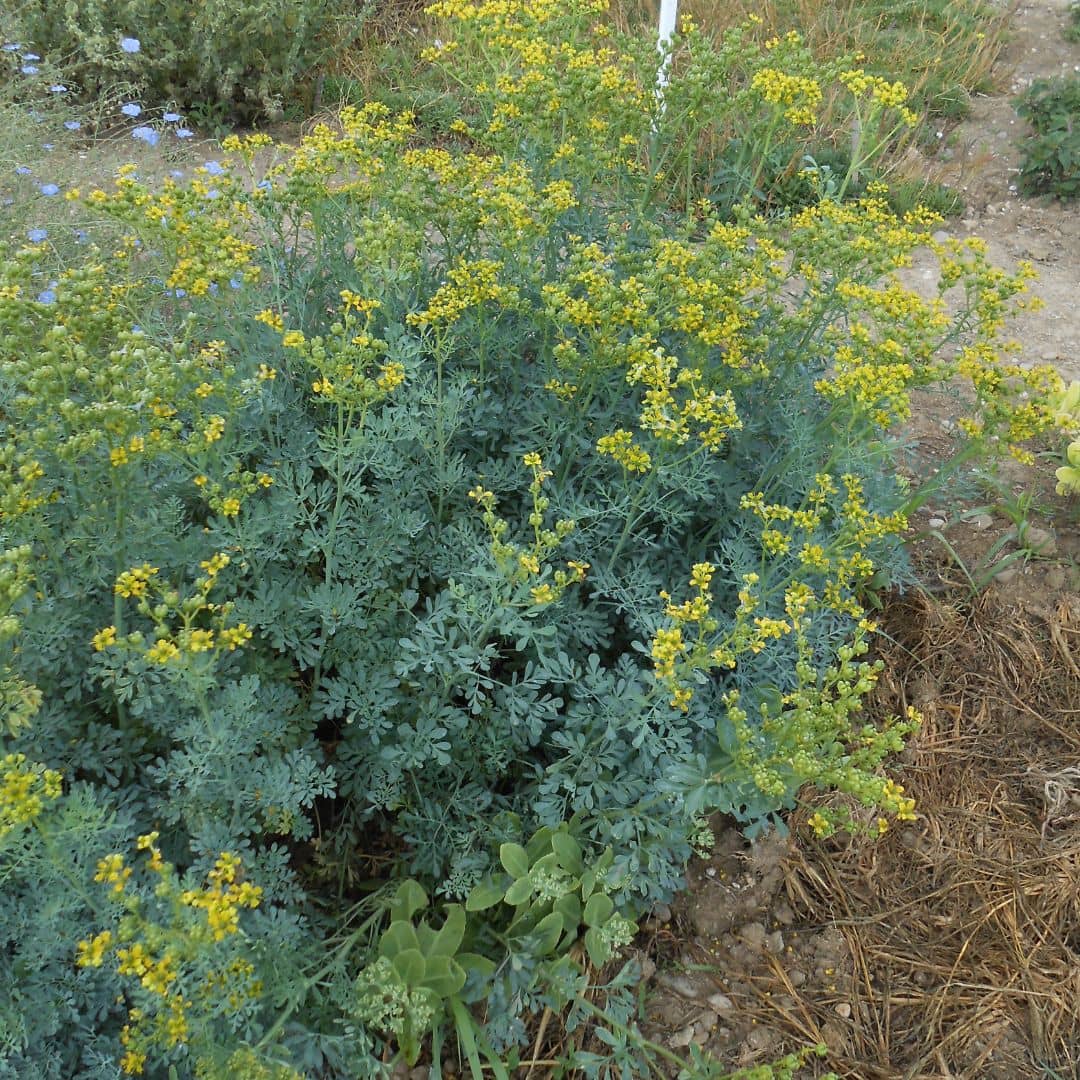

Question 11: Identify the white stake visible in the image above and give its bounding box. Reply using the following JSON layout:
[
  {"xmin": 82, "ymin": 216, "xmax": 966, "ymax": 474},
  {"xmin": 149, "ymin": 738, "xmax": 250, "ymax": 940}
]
[{"xmin": 655, "ymin": 0, "xmax": 679, "ymax": 107}]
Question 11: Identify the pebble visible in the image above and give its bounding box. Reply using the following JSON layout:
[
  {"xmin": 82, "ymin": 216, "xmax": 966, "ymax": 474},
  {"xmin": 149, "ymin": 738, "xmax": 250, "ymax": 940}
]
[
  {"xmin": 656, "ymin": 973, "xmax": 703, "ymax": 1000},
  {"xmin": 835, "ymin": 1002, "xmax": 852, "ymax": 1019},
  {"xmin": 789, "ymin": 968, "xmax": 807, "ymax": 987},
  {"xmin": 994, "ymin": 566, "xmax": 1019, "ymax": 585},
  {"xmin": 1024, "ymin": 526, "xmax": 1056, "ymax": 556},
  {"xmin": 970, "ymin": 513, "xmax": 994, "ymax": 531},
  {"xmin": 669, "ymin": 1025, "xmax": 695, "ymax": 1049},
  {"xmin": 766, "ymin": 930, "xmax": 785, "ymax": 954},
  {"xmin": 638, "ymin": 956, "xmax": 657, "ymax": 982},
  {"xmin": 739, "ymin": 921, "xmax": 768, "ymax": 951},
  {"xmin": 651, "ymin": 902, "xmax": 672, "ymax": 924},
  {"xmin": 932, "ymin": 229, "xmax": 950, "ymax": 243},
  {"xmin": 1046, "ymin": 566, "xmax": 1067, "ymax": 591},
  {"xmin": 708, "ymin": 992, "xmax": 735, "ymax": 1012},
  {"xmin": 928, "ymin": 517, "xmax": 946, "ymax": 529}
]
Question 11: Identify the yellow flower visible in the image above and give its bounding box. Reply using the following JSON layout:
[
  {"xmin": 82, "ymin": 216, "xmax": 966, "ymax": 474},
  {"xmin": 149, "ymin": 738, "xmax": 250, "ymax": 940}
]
[
  {"xmin": 186, "ymin": 629, "xmax": 215, "ymax": 653},
  {"xmin": 203, "ymin": 415, "xmax": 225, "ymax": 444},
  {"xmin": 76, "ymin": 930, "xmax": 113, "ymax": 968},
  {"xmin": 255, "ymin": 309, "xmax": 284, "ymax": 332},
  {"xmin": 92, "ymin": 626, "xmax": 118, "ymax": 651},
  {"xmin": 221, "ymin": 497, "xmax": 241, "ymax": 516},
  {"xmin": 146, "ymin": 639, "xmax": 180, "ymax": 664}
]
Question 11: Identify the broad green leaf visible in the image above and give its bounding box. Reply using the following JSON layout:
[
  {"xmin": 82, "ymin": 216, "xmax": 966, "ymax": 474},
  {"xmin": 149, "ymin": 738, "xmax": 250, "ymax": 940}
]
[
  {"xmin": 421, "ymin": 955, "xmax": 467, "ymax": 997},
  {"xmin": 390, "ymin": 879, "xmax": 428, "ymax": 924},
  {"xmin": 392, "ymin": 948, "xmax": 425, "ymax": 985},
  {"xmin": 551, "ymin": 832, "xmax": 583, "ymax": 875},
  {"xmin": 380, "ymin": 920, "xmax": 420, "ymax": 959},
  {"xmin": 584, "ymin": 926, "xmax": 608, "ymax": 968},
  {"xmin": 583, "ymin": 892, "xmax": 614, "ymax": 928},
  {"xmin": 429, "ymin": 903, "xmax": 466, "ymax": 959},
  {"xmin": 532, "ymin": 910, "xmax": 564, "ymax": 954},
  {"xmin": 499, "ymin": 842, "xmax": 530, "ymax": 879},
  {"xmin": 503, "ymin": 876, "xmax": 533, "ymax": 906},
  {"xmin": 466, "ymin": 879, "xmax": 505, "ymax": 912}
]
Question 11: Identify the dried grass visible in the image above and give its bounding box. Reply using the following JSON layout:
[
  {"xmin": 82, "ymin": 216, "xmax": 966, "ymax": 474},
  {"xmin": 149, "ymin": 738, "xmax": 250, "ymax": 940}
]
[{"xmin": 769, "ymin": 590, "xmax": 1080, "ymax": 1078}]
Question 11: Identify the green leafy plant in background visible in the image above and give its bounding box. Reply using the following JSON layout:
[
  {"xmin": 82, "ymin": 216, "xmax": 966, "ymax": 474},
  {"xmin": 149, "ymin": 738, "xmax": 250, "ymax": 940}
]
[
  {"xmin": 1016, "ymin": 77, "xmax": 1080, "ymax": 199},
  {"xmin": 8, "ymin": 0, "xmax": 374, "ymax": 121},
  {"xmin": 0, "ymin": 1, "xmax": 1064, "ymax": 1075}
]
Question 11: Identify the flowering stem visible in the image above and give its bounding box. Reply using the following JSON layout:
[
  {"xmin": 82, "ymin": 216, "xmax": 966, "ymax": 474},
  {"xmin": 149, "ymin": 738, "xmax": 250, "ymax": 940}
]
[{"xmin": 112, "ymin": 490, "xmax": 129, "ymax": 731}]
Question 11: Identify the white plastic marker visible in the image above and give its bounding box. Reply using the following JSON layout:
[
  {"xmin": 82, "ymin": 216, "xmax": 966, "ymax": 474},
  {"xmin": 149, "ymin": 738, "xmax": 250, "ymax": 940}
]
[{"xmin": 655, "ymin": 0, "xmax": 679, "ymax": 109}]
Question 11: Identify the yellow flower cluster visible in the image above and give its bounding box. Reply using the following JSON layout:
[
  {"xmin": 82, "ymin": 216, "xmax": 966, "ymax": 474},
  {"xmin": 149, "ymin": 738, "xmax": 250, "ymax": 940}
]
[
  {"xmin": 78, "ymin": 841, "xmax": 265, "ymax": 1075},
  {"xmin": 0, "ymin": 753, "xmax": 62, "ymax": 839},
  {"xmin": 407, "ymin": 259, "xmax": 518, "ymax": 328},
  {"xmin": 181, "ymin": 851, "xmax": 263, "ymax": 941},
  {"xmin": 596, "ymin": 429, "xmax": 651, "ymax": 473},
  {"xmin": 750, "ymin": 67, "xmax": 822, "ymax": 126},
  {"xmin": 101, "ymin": 554, "xmax": 255, "ymax": 668},
  {"xmin": 468, "ymin": 454, "xmax": 586, "ymax": 607}
]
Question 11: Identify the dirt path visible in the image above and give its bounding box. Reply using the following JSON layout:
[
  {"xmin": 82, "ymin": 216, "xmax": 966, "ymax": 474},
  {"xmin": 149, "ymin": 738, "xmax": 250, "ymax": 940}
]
[{"xmin": 912, "ymin": 0, "xmax": 1080, "ymax": 380}]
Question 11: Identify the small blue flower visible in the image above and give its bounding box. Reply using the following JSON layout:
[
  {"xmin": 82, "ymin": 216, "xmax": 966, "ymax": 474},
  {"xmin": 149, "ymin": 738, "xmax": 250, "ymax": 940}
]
[
  {"xmin": 163, "ymin": 112, "xmax": 182, "ymax": 123},
  {"xmin": 37, "ymin": 289, "xmax": 56, "ymax": 304},
  {"xmin": 256, "ymin": 179, "xmax": 273, "ymax": 191},
  {"xmin": 21, "ymin": 64, "xmax": 39, "ymax": 75},
  {"xmin": 50, "ymin": 84, "xmax": 67, "ymax": 93},
  {"xmin": 175, "ymin": 128, "xmax": 193, "ymax": 139},
  {"xmin": 21, "ymin": 52, "xmax": 40, "ymax": 61},
  {"xmin": 204, "ymin": 188, "xmax": 220, "ymax": 199},
  {"xmin": 229, "ymin": 277, "xmax": 242, "ymax": 290},
  {"xmin": 74, "ymin": 229, "xmax": 88, "ymax": 243},
  {"xmin": 39, "ymin": 183, "xmax": 59, "ymax": 196},
  {"xmin": 64, "ymin": 120, "xmax": 81, "ymax": 131},
  {"xmin": 131, "ymin": 126, "xmax": 159, "ymax": 146},
  {"xmin": 2, "ymin": 43, "xmax": 20, "ymax": 52},
  {"xmin": 120, "ymin": 37, "xmax": 140, "ymax": 53},
  {"xmin": 121, "ymin": 102, "xmax": 141, "ymax": 117},
  {"xmin": 15, "ymin": 165, "xmax": 31, "ymax": 175},
  {"xmin": 169, "ymin": 169, "xmax": 184, "ymax": 179},
  {"xmin": 42, "ymin": 143, "xmax": 54, "ymax": 150},
  {"xmin": 203, "ymin": 160, "xmax": 225, "ymax": 176},
  {"xmin": 27, "ymin": 228, "xmax": 48, "ymax": 242},
  {"xmin": 209, "ymin": 282, "xmax": 220, "ymax": 295}
]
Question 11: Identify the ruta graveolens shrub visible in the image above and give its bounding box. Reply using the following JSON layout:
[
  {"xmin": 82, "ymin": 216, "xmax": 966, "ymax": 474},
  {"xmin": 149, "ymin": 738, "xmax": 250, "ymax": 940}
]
[{"xmin": 0, "ymin": 1, "xmax": 1061, "ymax": 1075}]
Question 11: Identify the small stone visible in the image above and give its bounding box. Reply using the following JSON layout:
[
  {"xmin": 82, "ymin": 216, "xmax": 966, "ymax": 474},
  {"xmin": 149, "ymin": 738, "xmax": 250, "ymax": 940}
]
[
  {"xmin": 932, "ymin": 230, "xmax": 950, "ymax": 243},
  {"xmin": 773, "ymin": 901, "xmax": 795, "ymax": 925},
  {"xmin": 669, "ymin": 1025, "xmax": 696, "ymax": 1049},
  {"xmin": 835, "ymin": 1002, "xmax": 852, "ymax": 1019},
  {"xmin": 994, "ymin": 566, "xmax": 1018, "ymax": 585},
  {"xmin": 1042, "ymin": 349, "xmax": 1061, "ymax": 362},
  {"xmin": 928, "ymin": 517, "xmax": 946, "ymax": 529},
  {"xmin": 708, "ymin": 992, "xmax": 735, "ymax": 1012},
  {"xmin": 788, "ymin": 968, "xmax": 807, "ymax": 987},
  {"xmin": 970, "ymin": 513, "xmax": 994, "ymax": 531},
  {"xmin": 1046, "ymin": 566, "xmax": 1067, "ymax": 591},
  {"xmin": 651, "ymin": 902, "xmax": 672, "ymax": 924},
  {"xmin": 1022, "ymin": 237, "xmax": 1052, "ymax": 261},
  {"xmin": 767, "ymin": 930, "xmax": 785, "ymax": 954},
  {"xmin": 656, "ymin": 973, "xmax": 703, "ymax": 1000},
  {"xmin": 638, "ymin": 956, "xmax": 657, "ymax": 982},
  {"xmin": 1024, "ymin": 526, "xmax": 1056, "ymax": 556},
  {"xmin": 739, "ymin": 921, "xmax": 768, "ymax": 951}
]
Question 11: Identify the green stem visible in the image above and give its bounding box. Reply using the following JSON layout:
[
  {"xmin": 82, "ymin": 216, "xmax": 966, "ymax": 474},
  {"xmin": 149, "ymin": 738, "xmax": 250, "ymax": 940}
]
[{"xmin": 112, "ymin": 490, "xmax": 129, "ymax": 731}]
